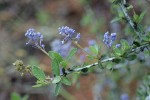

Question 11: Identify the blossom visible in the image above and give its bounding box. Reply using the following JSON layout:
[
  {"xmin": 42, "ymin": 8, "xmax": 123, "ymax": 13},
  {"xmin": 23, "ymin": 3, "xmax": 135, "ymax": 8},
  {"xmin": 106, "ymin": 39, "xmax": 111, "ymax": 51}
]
[
  {"xmin": 103, "ymin": 31, "xmax": 117, "ymax": 47},
  {"xmin": 25, "ymin": 28, "xmax": 45, "ymax": 49},
  {"xmin": 58, "ymin": 26, "xmax": 80, "ymax": 44}
]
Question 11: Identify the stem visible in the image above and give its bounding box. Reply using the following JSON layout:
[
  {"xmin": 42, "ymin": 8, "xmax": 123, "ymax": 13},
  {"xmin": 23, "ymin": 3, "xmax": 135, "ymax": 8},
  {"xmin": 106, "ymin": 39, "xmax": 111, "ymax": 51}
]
[
  {"xmin": 64, "ymin": 42, "xmax": 150, "ymax": 75},
  {"xmin": 72, "ymin": 41, "xmax": 98, "ymax": 59},
  {"xmin": 119, "ymin": 3, "xmax": 142, "ymax": 41},
  {"xmin": 37, "ymin": 46, "xmax": 49, "ymax": 57}
]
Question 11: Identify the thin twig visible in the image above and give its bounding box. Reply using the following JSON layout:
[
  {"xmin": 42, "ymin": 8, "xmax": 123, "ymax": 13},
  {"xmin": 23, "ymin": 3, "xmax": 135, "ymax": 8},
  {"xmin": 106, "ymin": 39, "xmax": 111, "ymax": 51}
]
[
  {"xmin": 64, "ymin": 42, "xmax": 150, "ymax": 75},
  {"xmin": 119, "ymin": 3, "xmax": 142, "ymax": 40}
]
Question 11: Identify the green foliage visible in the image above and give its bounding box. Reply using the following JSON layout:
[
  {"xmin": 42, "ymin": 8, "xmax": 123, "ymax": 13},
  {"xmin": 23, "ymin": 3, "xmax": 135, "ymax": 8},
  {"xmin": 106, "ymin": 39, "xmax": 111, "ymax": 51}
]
[
  {"xmin": 112, "ymin": 58, "xmax": 122, "ymax": 64},
  {"xmin": 32, "ymin": 66, "xmax": 46, "ymax": 81},
  {"xmin": 66, "ymin": 48, "xmax": 77, "ymax": 61},
  {"xmin": 111, "ymin": 0, "xmax": 121, "ymax": 4},
  {"xmin": 11, "ymin": 92, "xmax": 28, "ymax": 100},
  {"xmin": 49, "ymin": 51, "xmax": 63, "ymax": 62},
  {"xmin": 49, "ymin": 51, "xmax": 64, "ymax": 76},
  {"xmin": 55, "ymin": 83, "xmax": 62, "ymax": 96},
  {"xmin": 31, "ymin": 66, "xmax": 49, "ymax": 87},
  {"xmin": 60, "ymin": 60, "xmax": 68, "ymax": 68},
  {"xmin": 133, "ymin": 11, "xmax": 146, "ymax": 23},
  {"xmin": 61, "ymin": 77, "xmax": 72, "ymax": 86},
  {"xmin": 120, "ymin": 39, "xmax": 130, "ymax": 51},
  {"xmin": 113, "ymin": 46, "xmax": 124, "ymax": 56},
  {"xmin": 136, "ymin": 75, "xmax": 150, "ymax": 99},
  {"xmin": 125, "ymin": 54, "xmax": 137, "ymax": 61},
  {"xmin": 89, "ymin": 45, "xmax": 99, "ymax": 55},
  {"xmin": 13, "ymin": 0, "xmax": 150, "ymax": 98},
  {"xmin": 52, "ymin": 76, "xmax": 61, "ymax": 84}
]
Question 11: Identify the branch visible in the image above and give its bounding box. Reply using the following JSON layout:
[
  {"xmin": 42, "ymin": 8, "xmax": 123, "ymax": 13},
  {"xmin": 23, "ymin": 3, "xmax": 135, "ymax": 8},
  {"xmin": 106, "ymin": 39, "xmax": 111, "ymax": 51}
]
[
  {"xmin": 119, "ymin": 1, "xmax": 145, "ymax": 41},
  {"xmin": 64, "ymin": 42, "xmax": 150, "ymax": 75}
]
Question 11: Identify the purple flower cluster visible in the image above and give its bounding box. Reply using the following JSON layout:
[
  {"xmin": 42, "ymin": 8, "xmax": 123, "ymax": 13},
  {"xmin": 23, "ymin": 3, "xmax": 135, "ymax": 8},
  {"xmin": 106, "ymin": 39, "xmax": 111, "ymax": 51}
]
[
  {"xmin": 25, "ymin": 28, "xmax": 45, "ymax": 49},
  {"xmin": 103, "ymin": 31, "xmax": 117, "ymax": 47},
  {"xmin": 58, "ymin": 26, "xmax": 80, "ymax": 44},
  {"xmin": 50, "ymin": 39, "xmax": 71, "ymax": 57}
]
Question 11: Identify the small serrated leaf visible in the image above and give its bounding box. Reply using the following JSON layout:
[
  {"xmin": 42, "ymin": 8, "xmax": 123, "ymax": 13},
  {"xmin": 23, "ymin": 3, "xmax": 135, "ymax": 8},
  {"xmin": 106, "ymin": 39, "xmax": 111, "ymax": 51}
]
[
  {"xmin": 55, "ymin": 83, "xmax": 62, "ymax": 96},
  {"xmin": 60, "ymin": 60, "xmax": 67, "ymax": 68},
  {"xmin": 133, "ymin": 12, "xmax": 139, "ymax": 22},
  {"xmin": 61, "ymin": 77, "xmax": 71, "ymax": 86},
  {"xmin": 48, "ymin": 51, "xmax": 63, "ymax": 62},
  {"xmin": 120, "ymin": 39, "xmax": 130, "ymax": 51},
  {"xmin": 32, "ymin": 66, "xmax": 46, "ymax": 81},
  {"xmin": 89, "ymin": 45, "xmax": 98, "ymax": 55},
  {"xmin": 137, "ymin": 11, "xmax": 146, "ymax": 23},
  {"xmin": 113, "ymin": 46, "xmax": 123, "ymax": 56},
  {"xmin": 51, "ymin": 59, "xmax": 60, "ymax": 76},
  {"xmin": 126, "ymin": 54, "xmax": 137, "ymax": 61},
  {"xmin": 66, "ymin": 48, "xmax": 77, "ymax": 61},
  {"xmin": 49, "ymin": 51, "xmax": 63, "ymax": 76}
]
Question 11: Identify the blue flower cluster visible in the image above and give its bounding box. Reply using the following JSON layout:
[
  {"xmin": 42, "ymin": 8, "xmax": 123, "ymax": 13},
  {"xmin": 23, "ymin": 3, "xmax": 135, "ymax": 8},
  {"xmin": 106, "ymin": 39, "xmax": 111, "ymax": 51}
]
[
  {"xmin": 103, "ymin": 31, "xmax": 117, "ymax": 47},
  {"xmin": 25, "ymin": 28, "xmax": 45, "ymax": 49},
  {"xmin": 58, "ymin": 26, "xmax": 80, "ymax": 44}
]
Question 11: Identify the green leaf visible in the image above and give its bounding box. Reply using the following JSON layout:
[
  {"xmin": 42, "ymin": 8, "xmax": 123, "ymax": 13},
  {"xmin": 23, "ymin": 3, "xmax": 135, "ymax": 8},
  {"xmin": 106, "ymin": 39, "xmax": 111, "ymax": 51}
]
[
  {"xmin": 51, "ymin": 59, "xmax": 60, "ymax": 76},
  {"xmin": 52, "ymin": 76, "xmax": 61, "ymax": 84},
  {"xmin": 66, "ymin": 48, "xmax": 77, "ymax": 61},
  {"xmin": 49, "ymin": 51, "xmax": 63, "ymax": 62},
  {"xmin": 22, "ymin": 95, "xmax": 29, "ymax": 100},
  {"xmin": 142, "ymin": 36, "xmax": 149, "ymax": 42},
  {"xmin": 32, "ymin": 80, "xmax": 49, "ymax": 87},
  {"xmin": 60, "ymin": 60, "xmax": 68, "ymax": 68},
  {"xmin": 133, "ymin": 11, "xmax": 146, "ymax": 23},
  {"xmin": 113, "ymin": 46, "xmax": 123, "ymax": 56},
  {"xmin": 112, "ymin": 58, "xmax": 122, "ymax": 64},
  {"xmin": 61, "ymin": 77, "xmax": 72, "ymax": 86},
  {"xmin": 32, "ymin": 66, "xmax": 46, "ymax": 81},
  {"xmin": 55, "ymin": 83, "xmax": 62, "ymax": 96},
  {"xmin": 126, "ymin": 54, "xmax": 137, "ymax": 61},
  {"xmin": 111, "ymin": 17, "xmax": 121, "ymax": 23},
  {"xmin": 49, "ymin": 51, "xmax": 63, "ymax": 76},
  {"xmin": 32, "ymin": 84, "xmax": 43, "ymax": 87},
  {"xmin": 144, "ymin": 50, "xmax": 150, "ymax": 58},
  {"xmin": 106, "ymin": 62, "xmax": 113, "ymax": 70},
  {"xmin": 137, "ymin": 11, "xmax": 146, "ymax": 23},
  {"xmin": 120, "ymin": 39, "xmax": 130, "ymax": 51},
  {"xmin": 127, "ymin": 5, "xmax": 133, "ymax": 10},
  {"xmin": 89, "ymin": 45, "xmax": 98, "ymax": 55},
  {"xmin": 133, "ymin": 12, "xmax": 139, "ymax": 22},
  {"xmin": 11, "ymin": 92, "xmax": 21, "ymax": 100}
]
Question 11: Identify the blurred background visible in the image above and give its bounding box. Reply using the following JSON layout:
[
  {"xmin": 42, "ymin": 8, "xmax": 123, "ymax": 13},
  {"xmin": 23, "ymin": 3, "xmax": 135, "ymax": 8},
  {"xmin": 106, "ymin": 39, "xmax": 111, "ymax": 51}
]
[{"xmin": 0, "ymin": 0, "xmax": 150, "ymax": 100}]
